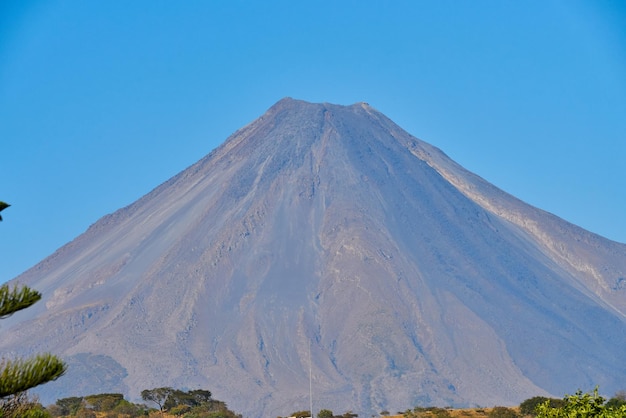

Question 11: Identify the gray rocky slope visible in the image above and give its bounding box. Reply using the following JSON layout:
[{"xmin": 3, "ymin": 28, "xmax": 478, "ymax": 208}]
[{"xmin": 2, "ymin": 98, "xmax": 626, "ymax": 417}]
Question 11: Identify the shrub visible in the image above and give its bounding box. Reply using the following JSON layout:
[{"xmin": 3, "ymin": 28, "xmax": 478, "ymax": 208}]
[{"xmin": 489, "ymin": 407, "xmax": 519, "ymax": 418}]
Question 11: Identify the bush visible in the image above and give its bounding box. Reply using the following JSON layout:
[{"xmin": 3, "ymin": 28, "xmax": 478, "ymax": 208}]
[
  {"xmin": 0, "ymin": 392, "xmax": 50, "ymax": 418},
  {"xmin": 318, "ymin": 409, "xmax": 334, "ymax": 418},
  {"xmin": 520, "ymin": 397, "xmax": 565, "ymax": 416},
  {"xmin": 535, "ymin": 388, "xmax": 626, "ymax": 418},
  {"xmin": 489, "ymin": 407, "xmax": 519, "ymax": 418}
]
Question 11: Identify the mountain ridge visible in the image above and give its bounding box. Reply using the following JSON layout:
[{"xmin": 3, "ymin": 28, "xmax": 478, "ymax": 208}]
[{"xmin": 2, "ymin": 98, "xmax": 625, "ymax": 417}]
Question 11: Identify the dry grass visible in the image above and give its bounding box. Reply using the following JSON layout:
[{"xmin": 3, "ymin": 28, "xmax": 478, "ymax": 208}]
[{"xmin": 387, "ymin": 406, "xmax": 522, "ymax": 418}]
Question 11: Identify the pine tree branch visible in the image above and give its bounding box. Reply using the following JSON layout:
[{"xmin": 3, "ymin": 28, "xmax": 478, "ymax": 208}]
[
  {"xmin": 0, "ymin": 201, "xmax": 9, "ymax": 221},
  {"xmin": 0, "ymin": 284, "xmax": 42, "ymax": 319},
  {"xmin": 0, "ymin": 353, "xmax": 67, "ymax": 397}
]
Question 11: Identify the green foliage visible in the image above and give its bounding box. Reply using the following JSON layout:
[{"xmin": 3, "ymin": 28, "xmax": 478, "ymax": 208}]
[
  {"xmin": 141, "ymin": 387, "xmax": 174, "ymax": 411},
  {"xmin": 290, "ymin": 410, "xmax": 311, "ymax": 418},
  {"xmin": 170, "ymin": 404, "xmax": 192, "ymax": 416},
  {"xmin": 112, "ymin": 399, "xmax": 146, "ymax": 416},
  {"xmin": 188, "ymin": 389, "xmax": 213, "ymax": 405},
  {"xmin": 0, "ymin": 284, "xmax": 42, "ymax": 318},
  {"xmin": 83, "ymin": 393, "xmax": 124, "ymax": 411},
  {"xmin": 0, "ymin": 354, "xmax": 66, "ymax": 398},
  {"xmin": 535, "ymin": 388, "xmax": 626, "ymax": 418},
  {"xmin": 318, "ymin": 409, "xmax": 334, "ymax": 418},
  {"xmin": 520, "ymin": 397, "xmax": 566, "ymax": 416},
  {"xmin": 51, "ymin": 395, "xmax": 148, "ymax": 417},
  {"xmin": 178, "ymin": 401, "xmax": 241, "ymax": 418},
  {"xmin": 55, "ymin": 396, "xmax": 85, "ymax": 415},
  {"xmin": 45, "ymin": 404, "xmax": 64, "ymax": 417},
  {"xmin": 606, "ymin": 392, "xmax": 626, "ymax": 410},
  {"xmin": 0, "ymin": 391, "xmax": 50, "ymax": 418},
  {"xmin": 164, "ymin": 388, "xmax": 213, "ymax": 410},
  {"xmin": 140, "ymin": 387, "xmax": 235, "ymax": 417},
  {"xmin": 489, "ymin": 407, "xmax": 519, "ymax": 418},
  {"xmin": 405, "ymin": 407, "xmax": 450, "ymax": 418}
]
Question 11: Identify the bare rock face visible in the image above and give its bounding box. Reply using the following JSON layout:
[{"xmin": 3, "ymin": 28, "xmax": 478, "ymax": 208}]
[{"xmin": 2, "ymin": 98, "xmax": 626, "ymax": 417}]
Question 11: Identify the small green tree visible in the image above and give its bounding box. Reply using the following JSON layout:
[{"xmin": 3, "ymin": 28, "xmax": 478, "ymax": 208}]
[
  {"xmin": 141, "ymin": 387, "xmax": 174, "ymax": 412},
  {"xmin": 318, "ymin": 409, "xmax": 334, "ymax": 418}
]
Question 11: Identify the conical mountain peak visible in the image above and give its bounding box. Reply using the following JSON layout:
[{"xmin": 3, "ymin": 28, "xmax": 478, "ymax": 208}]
[{"xmin": 2, "ymin": 99, "xmax": 626, "ymax": 418}]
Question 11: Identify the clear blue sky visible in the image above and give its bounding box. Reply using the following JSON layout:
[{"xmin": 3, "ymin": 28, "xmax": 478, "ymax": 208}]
[{"xmin": 1, "ymin": 1, "xmax": 625, "ymax": 284}]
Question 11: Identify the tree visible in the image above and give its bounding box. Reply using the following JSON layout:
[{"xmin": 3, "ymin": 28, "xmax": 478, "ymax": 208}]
[
  {"xmin": 83, "ymin": 393, "xmax": 124, "ymax": 411},
  {"xmin": 290, "ymin": 410, "xmax": 311, "ymax": 418},
  {"xmin": 520, "ymin": 397, "xmax": 565, "ymax": 416},
  {"xmin": 188, "ymin": 389, "xmax": 213, "ymax": 405},
  {"xmin": 55, "ymin": 396, "xmax": 85, "ymax": 416},
  {"xmin": 318, "ymin": 409, "xmax": 334, "ymax": 418},
  {"xmin": 141, "ymin": 387, "xmax": 174, "ymax": 412},
  {"xmin": 164, "ymin": 389, "xmax": 208, "ymax": 410},
  {"xmin": 607, "ymin": 392, "xmax": 626, "ymax": 410}
]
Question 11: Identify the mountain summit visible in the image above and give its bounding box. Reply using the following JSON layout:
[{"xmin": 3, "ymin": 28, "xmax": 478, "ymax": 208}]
[{"xmin": 3, "ymin": 98, "xmax": 626, "ymax": 417}]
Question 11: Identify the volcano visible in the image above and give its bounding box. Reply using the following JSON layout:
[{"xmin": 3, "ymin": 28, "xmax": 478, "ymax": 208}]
[{"xmin": 2, "ymin": 98, "xmax": 626, "ymax": 417}]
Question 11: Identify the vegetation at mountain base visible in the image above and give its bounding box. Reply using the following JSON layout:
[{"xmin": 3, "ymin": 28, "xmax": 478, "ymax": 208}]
[
  {"xmin": 50, "ymin": 393, "xmax": 150, "ymax": 417},
  {"xmin": 534, "ymin": 388, "xmax": 626, "ymax": 418},
  {"xmin": 2, "ymin": 383, "xmax": 626, "ymax": 418},
  {"xmin": 280, "ymin": 411, "xmax": 358, "ymax": 418},
  {"xmin": 0, "ymin": 391, "xmax": 49, "ymax": 418},
  {"xmin": 288, "ymin": 411, "xmax": 312, "ymax": 418},
  {"xmin": 605, "ymin": 392, "xmax": 626, "ymax": 410},
  {"xmin": 140, "ymin": 387, "xmax": 231, "ymax": 416},
  {"xmin": 0, "ymin": 387, "xmax": 241, "ymax": 417},
  {"xmin": 317, "ymin": 409, "xmax": 334, "ymax": 418},
  {"xmin": 488, "ymin": 407, "xmax": 520, "ymax": 418},
  {"xmin": 402, "ymin": 406, "xmax": 453, "ymax": 418},
  {"xmin": 0, "ymin": 201, "xmax": 67, "ymax": 417},
  {"xmin": 519, "ymin": 398, "xmax": 565, "ymax": 416},
  {"xmin": 395, "ymin": 389, "xmax": 626, "ymax": 418}
]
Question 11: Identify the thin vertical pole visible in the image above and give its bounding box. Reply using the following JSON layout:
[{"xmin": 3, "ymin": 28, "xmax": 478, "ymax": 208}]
[{"xmin": 309, "ymin": 339, "xmax": 313, "ymax": 418}]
